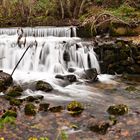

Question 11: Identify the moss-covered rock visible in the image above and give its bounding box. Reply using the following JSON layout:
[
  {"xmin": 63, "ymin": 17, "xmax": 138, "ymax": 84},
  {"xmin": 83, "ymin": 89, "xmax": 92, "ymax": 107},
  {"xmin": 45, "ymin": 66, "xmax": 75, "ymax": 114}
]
[
  {"xmin": 25, "ymin": 95, "xmax": 44, "ymax": 102},
  {"xmin": 89, "ymin": 121, "xmax": 110, "ymax": 135},
  {"xmin": 2, "ymin": 110, "xmax": 17, "ymax": 118},
  {"xmin": 36, "ymin": 81, "xmax": 53, "ymax": 92},
  {"xmin": 49, "ymin": 106, "xmax": 63, "ymax": 113},
  {"xmin": 125, "ymin": 86, "xmax": 137, "ymax": 92},
  {"xmin": 67, "ymin": 101, "xmax": 84, "ymax": 116},
  {"xmin": 24, "ymin": 103, "xmax": 36, "ymax": 116},
  {"xmin": 107, "ymin": 104, "xmax": 128, "ymax": 116},
  {"xmin": 0, "ymin": 71, "xmax": 13, "ymax": 92},
  {"xmin": 9, "ymin": 98, "xmax": 22, "ymax": 106},
  {"xmin": 6, "ymin": 85, "xmax": 23, "ymax": 97}
]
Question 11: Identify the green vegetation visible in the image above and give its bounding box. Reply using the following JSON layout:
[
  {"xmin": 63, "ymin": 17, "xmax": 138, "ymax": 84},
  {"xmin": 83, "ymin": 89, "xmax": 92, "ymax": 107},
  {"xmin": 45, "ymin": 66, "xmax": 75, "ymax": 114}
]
[
  {"xmin": 67, "ymin": 101, "xmax": 84, "ymax": 116},
  {"xmin": 0, "ymin": 0, "xmax": 139, "ymax": 28},
  {"xmin": 0, "ymin": 116, "xmax": 16, "ymax": 129}
]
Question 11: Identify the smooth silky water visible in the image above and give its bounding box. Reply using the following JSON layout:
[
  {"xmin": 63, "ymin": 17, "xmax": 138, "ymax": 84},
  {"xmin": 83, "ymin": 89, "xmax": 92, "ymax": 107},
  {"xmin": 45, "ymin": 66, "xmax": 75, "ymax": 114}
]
[{"xmin": 0, "ymin": 27, "xmax": 140, "ymax": 139}]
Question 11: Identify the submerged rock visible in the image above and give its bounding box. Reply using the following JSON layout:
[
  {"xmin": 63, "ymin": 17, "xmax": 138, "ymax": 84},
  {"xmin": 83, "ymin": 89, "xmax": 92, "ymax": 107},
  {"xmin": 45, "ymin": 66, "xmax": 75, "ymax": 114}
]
[
  {"xmin": 39, "ymin": 103, "xmax": 50, "ymax": 111},
  {"xmin": 0, "ymin": 71, "xmax": 13, "ymax": 92},
  {"xmin": 24, "ymin": 103, "xmax": 36, "ymax": 116},
  {"xmin": 2, "ymin": 110, "xmax": 17, "ymax": 118},
  {"xmin": 6, "ymin": 85, "xmax": 23, "ymax": 97},
  {"xmin": 25, "ymin": 95, "xmax": 44, "ymax": 102},
  {"xmin": 36, "ymin": 81, "xmax": 53, "ymax": 92},
  {"xmin": 49, "ymin": 106, "xmax": 63, "ymax": 113},
  {"xmin": 107, "ymin": 104, "xmax": 128, "ymax": 116},
  {"xmin": 67, "ymin": 101, "xmax": 84, "ymax": 116},
  {"xmin": 55, "ymin": 74, "xmax": 77, "ymax": 83},
  {"xmin": 89, "ymin": 121, "xmax": 110, "ymax": 135}
]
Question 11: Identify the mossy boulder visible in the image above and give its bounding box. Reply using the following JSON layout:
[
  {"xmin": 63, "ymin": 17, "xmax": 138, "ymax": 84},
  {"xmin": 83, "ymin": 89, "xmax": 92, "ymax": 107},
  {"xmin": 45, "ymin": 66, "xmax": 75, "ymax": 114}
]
[
  {"xmin": 0, "ymin": 71, "xmax": 13, "ymax": 92},
  {"xmin": 125, "ymin": 86, "xmax": 137, "ymax": 92},
  {"xmin": 25, "ymin": 95, "xmax": 44, "ymax": 102},
  {"xmin": 9, "ymin": 98, "xmax": 22, "ymax": 106},
  {"xmin": 107, "ymin": 104, "xmax": 128, "ymax": 116},
  {"xmin": 89, "ymin": 121, "xmax": 110, "ymax": 135},
  {"xmin": 36, "ymin": 81, "xmax": 53, "ymax": 92},
  {"xmin": 24, "ymin": 103, "xmax": 36, "ymax": 116},
  {"xmin": 67, "ymin": 101, "xmax": 84, "ymax": 116},
  {"xmin": 39, "ymin": 103, "xmax": 50, "ymax": 111},
  {"xmin": 2, "ymin": 110, "xmax": 17, "ymax": 118},
  {"xmin": 6, "ymin": 85, "xmax": 23, "ymax": 97},
  {"xmin": 49, "ymin": 106, "xmax": 63, "ymax": 113}
]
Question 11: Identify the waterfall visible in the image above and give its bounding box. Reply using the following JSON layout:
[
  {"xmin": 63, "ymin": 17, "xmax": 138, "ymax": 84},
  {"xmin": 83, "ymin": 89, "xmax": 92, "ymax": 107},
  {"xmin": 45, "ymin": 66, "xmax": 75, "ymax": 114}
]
[
  {"xmin": 0, "ymin": 26, "xmax": 76, "ymax": 37},
  {"xmin": 0, "ymin": 27, "xmax": 100, "ymax": 75}
]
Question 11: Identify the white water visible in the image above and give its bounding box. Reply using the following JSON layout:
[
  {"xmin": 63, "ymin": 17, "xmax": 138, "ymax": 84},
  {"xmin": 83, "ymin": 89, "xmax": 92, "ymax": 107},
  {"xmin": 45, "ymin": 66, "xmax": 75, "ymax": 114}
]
[
  {"xmin": 0, "ymin": 26, "xmax": 77, "ymax": 37},
  {"xmin": 0, "ymin": 27, "xmax": 115, "ymax": 101}
]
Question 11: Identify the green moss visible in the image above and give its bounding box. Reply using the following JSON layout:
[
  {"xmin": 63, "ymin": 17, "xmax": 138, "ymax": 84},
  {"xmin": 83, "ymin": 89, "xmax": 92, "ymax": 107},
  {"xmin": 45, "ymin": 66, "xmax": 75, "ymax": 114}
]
[
  {"xmin": 2, "ymin": 110, "xmax": 17, "ymax": 118},
  {"xmin": 107, "ymin": 104, "xmax": 128, "ymax": 116},
  {"xmin": 9, "ymin": 98, "xmax": 22, "ymax": 106},
  {"xmin": 67, "ymin": 101, "xmax": 84, "ymax": 116},
  {"xmin": 6, "ymin": 85, "xmax": 23, "ymax": 97},
  {"xmin": 24, "ymin": 103, "xmax": 36, "ymax": 116}
]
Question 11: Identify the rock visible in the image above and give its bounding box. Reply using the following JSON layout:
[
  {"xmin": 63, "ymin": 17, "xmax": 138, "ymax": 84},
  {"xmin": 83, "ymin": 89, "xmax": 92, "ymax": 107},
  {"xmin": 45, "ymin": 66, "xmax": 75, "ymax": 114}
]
[
  {"xmin": 24, "ymin": 103, "xmax": 36, "ymax": 116},
  {"xmin": 80, "ymin": 68, "xmax": 98, "ymax": 81},
  {"xmin": 0, "ymin": 71, "xmax": 13, "ymax": 92},
  {"xmin": 55, "ymin": 74, "xmax": 77, "ymax": 83},
  {"xmin": 68, "ymin": 67, "xmax": 76, "ymax": 73},
  {"xmin": 49, "ymin": 106, "xmax": 63, "ymax": 113},
  {"xmin": 6, "ymin": 85, "xmax": 23, "ymax": 97},
  {"xmin": 10, "ymin": 98, "xmax": 22, "ymax": 106},
  {"xmin": 67, "ymin": 101, "xmax": 84, "ymax": 116},
  {"xmin": 107, "ymin": 104, "xmax": 128, "ymax": 116},
  {"xmin": 25, "ymin": 95, "xmax": 44, "ymax": 102},
  {"xmin": 39, "ymin": 103, "xmax": 50, "ymax": 111},
  {"xmin": 2, "ymin": 110, "xmax": 17, "ymax": 118},
  {"xmin": 89, "ymin": 121, "xmax": 110, "ymax": 135},
  {"xmin": 36, "ymin": 80, "xmax": 53, "ymax": 92}
]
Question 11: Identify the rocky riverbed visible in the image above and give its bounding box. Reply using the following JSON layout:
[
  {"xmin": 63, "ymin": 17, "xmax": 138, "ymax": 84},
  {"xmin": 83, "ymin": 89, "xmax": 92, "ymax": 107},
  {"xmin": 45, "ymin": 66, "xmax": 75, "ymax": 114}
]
[{"xmin": 0, "ymin": 71, "xmax": 140, "ymax": 140}]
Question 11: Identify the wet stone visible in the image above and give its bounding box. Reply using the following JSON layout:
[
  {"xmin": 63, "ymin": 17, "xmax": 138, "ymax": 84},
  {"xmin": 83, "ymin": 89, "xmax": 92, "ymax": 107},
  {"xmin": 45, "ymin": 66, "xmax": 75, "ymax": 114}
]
[
  {"xmin": 107, "ymin": 104, "xmax": 129, "ymax": 116},
  {"xmin": 49, "ymin": 106, "xmax": 63, "ymax": 113},
  {"xmin": 6, "ymin": 85, "xmax": 23, "ymax": 97},
  {"xmin": 24, "ymin": 103, "xmax": 36, "ymax": 116},
  {"xmin": 67, "ymin": 101, "xmax": 84, "ymax": 116},
  {"xmin": 89, "ymin": 121, "xmax": 110, "ymax": 135},
  {"xmin": 39, "ymin": 103, "xmax": 50, "ymax": 111},
  {"xmin": 36, "ymin": 80, "xmax": 53, "ymax": 92}
]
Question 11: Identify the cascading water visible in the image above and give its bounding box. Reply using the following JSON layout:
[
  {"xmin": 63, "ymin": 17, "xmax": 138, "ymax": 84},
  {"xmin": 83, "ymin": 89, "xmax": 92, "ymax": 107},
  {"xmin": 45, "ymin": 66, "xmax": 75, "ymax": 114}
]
[
  {"xmin": 0, "ymin": 26, "xmax": 101, "ymax": 101},
  {"xmin": 0, "ymin": 27, "xmax": 100, "ymax": 74}
]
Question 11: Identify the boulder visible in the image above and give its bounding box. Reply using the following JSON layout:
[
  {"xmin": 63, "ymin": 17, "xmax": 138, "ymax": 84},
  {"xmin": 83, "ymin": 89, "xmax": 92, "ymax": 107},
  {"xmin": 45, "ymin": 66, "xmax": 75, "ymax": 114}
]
[
  {"xmin": 24, "ymin": 103, "xmax": 36, "ymax": 116},
  {"xmin": 107, "ymin": 104, "xmax": 128, "ymax": 116},
  {"xmin": 39, "ymin": 103, "xmax": 50, "ymax": 111},
  {"xmin": 55, "ymin": 74, "xmax": 77, "ymax": 83},
  {"xmin": 36, "ymin": 80, "xmax": 53, "ymax": 92},
  {"xmin": 6, "ymin": 85, "xmax": 23, "ymax": 97},
  {"xmin": 89, "ymin": 121, "xmax": 110, "ymax": 135},
  {"xmin": 25, "ymin": 95, "xmax": 44, "ymax": 102},
  {"xmin": 49, "ymin": 106, "xmax": 63, "ymax": 113},
  {"xmin": 10, "ymin": 98, "xmax": 22, "ymax": 106},
  {"xmin": 80, "ymin": 68, "xmax": 98, "ymax": 81},
  {"xmin": 0, "ymin": 71, "xmax": 13, "ymax": 92},
  {"xmin": 67, "ymin": 101, "xmax": 84, "ymax": 116}
]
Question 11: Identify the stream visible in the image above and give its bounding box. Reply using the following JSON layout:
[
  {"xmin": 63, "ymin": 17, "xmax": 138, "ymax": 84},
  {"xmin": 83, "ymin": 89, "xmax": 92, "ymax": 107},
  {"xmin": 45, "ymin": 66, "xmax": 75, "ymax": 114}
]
[{"xmin": 0, "ymin": 27, "xmax": 140, "ymax": 140}]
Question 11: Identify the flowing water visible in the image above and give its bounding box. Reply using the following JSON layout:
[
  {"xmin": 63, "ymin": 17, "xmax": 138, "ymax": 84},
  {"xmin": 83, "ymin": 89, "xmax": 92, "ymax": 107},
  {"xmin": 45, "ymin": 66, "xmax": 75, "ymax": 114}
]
[{"xmin": 0, "ymin": 27, "xmax": 140, "ymax": 139}]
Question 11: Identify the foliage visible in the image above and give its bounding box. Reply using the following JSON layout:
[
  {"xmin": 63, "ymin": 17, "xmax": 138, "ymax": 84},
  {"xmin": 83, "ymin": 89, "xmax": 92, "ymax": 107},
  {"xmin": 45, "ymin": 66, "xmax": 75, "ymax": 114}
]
[{"xmin": 0, "ymin": 116, "xmax": 16, "ymax": 129}]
